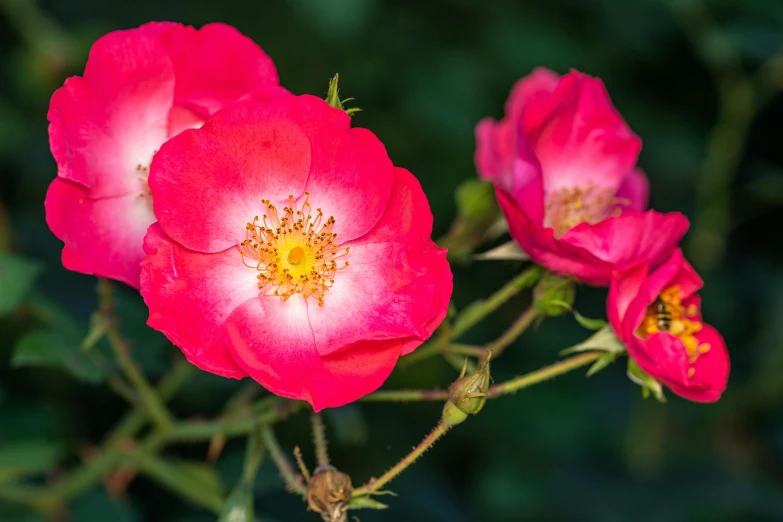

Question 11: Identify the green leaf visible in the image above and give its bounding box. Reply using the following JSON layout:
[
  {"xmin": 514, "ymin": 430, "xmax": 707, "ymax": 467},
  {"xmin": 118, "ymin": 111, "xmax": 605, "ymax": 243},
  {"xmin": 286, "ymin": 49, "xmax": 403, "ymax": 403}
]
[
  {"xmin": 627, "ymin": 359, "xmax": 666, "ymax": 403},
  {"xmin": 219, "ymin": 429, "xmax": 264, "ymax": 522},
  {"xmin": 586, "ymin": 352, "xmax": 619, "ymax": 377},
  {"xmin": 348, "ymin": 495, "xmax": 390, "ymax": 510},
  {"xmin": 12, "ymin": 330, "xmax": 107, "ymax": 384},
  {"xmin": 218, "ymin": 481, "xmax": 255, "ymax": 522},
  {"xmin": 0, "ymin": 253, "xmax": 43, "ymax": 316},
  {"xmin": 473, "ymin": 241, "xmax": 529, "ymax": 262},
  {"xmin": 0, "ymin": 440, "xmax": 63, "ymax": 483},
  {"xmin": 81, "ymin": 311, "xmax": 109, "ymax": 352},
  {"xmin": 573, "ymin": 310, "xmax": 607, "ymax": 331},
  {"xmin": 560, "ymin": 325, "xmax": 626, "ymax": 356},
  {"xmin": 139, "ymin": 458, "xmax": 225, "ymax": 513},
  {"xmin": 455, "ymin": 179, "xmax": 496, "ymax": 221}
]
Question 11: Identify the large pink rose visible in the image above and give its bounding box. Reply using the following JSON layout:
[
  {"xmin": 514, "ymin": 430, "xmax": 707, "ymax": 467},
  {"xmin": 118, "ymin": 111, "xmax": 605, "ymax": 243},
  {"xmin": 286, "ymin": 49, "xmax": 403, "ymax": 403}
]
[
  {"xmin": 45, "ymin": 22, "xmax": 288, "ymax": 287},
  {"xmin": 608, "ymin": 249, "xmax": 729, "ymax": 402},
  {"xmin": 477, "ymin": 69, "xmax": 687, "ymax": 285},
  {"xmin": 141, "ymin": 95, "xmax": 452, "ymax": 410}
]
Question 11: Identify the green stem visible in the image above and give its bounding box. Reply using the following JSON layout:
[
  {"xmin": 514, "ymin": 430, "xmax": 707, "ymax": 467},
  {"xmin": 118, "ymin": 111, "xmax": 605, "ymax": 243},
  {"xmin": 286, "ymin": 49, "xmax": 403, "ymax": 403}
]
[
  {"xmin": 109, "ymin": 359, "xmax": 195, "ymax": 442},
  {"xmin": 353, "ymin": 421, "xmax": 450, "ymax": 495},
  {"xmin": 485, "ymin": 307, "xmax": 537, "ymax": 357},
  {"xmin": 311, "ymin": 411, "xmax": 329, "ymax": 467},
  {"xmin": 97, "ymin": 280, "xmax": 173, "ymax": 432},
  {"xmin": 261, "ymin": 425, "xmax": 307, "ymax": 497},
  {"xmin": 107, "ymin": 326, "xmax": 174, "ymax": 432},
  {"xmin": 362, "ymin": 352, "xmax": 602, "ymax": 403},
  {"xmin": 360, "ymin": 389, "xmax": 450, "ymax": 402},
  {"xmin": 486, "ymin": 351, "xmax": 602, "ymax": 397},
  {"xmin": 450, "ymin": 265, "xmax": 542, "ymax": 339},
  {"xmin": 137, "ymin": 455, "xmax": 224, "ymax": 514}
]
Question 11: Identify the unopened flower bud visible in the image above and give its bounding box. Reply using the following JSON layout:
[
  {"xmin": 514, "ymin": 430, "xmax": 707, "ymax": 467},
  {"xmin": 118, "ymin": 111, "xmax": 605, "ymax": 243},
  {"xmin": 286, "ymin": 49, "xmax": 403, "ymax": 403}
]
[
  {"xmin": 307, "ymin": 465, "xmax": 352, "ymax": 522},
  {"xmin": 533, "ymin": 272, "xmax": 575, "ymax": 317},
  {"xmin": 442, "ymin": 353, "xmax": 491, "ymax": 426}
]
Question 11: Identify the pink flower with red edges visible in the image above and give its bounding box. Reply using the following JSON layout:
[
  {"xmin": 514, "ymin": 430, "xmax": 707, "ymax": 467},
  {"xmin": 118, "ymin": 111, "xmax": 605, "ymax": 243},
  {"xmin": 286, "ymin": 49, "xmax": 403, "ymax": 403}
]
[
  {"xmin": 45, "ymin": 22, "xmax": 288, "ymax": 288},
  {"xmin": 608, "ymin": 249, "xmax": 729, "ymax": 402},
  {"xmin": 476, "ymin": 69, "xmax": 688, "ymax": 285},
  {"xmin": 140, "ymin": 95, "xmax": 452, "ymax": 410}
]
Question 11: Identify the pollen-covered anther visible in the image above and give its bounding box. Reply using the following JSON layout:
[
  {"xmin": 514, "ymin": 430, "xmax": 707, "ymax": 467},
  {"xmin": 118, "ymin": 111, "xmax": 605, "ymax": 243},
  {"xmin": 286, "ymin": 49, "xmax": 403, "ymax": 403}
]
[
  {"xmin": 544, "ymin": 183, "xmax": 624, "ymax": 237},
  {"xmin": 239, "ymin": 192, "xmax": 349, "ymax": 306},
  {"xmin": 637, "ymin": 285, "xmax": 711, "ymax": 380}
]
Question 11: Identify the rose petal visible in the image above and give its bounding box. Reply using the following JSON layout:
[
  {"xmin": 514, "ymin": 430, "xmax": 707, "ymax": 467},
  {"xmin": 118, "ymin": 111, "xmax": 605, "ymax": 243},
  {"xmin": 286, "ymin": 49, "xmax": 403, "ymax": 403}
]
[
  {"xmin": 158, "ymin": 23, "xmax": 279, "ymax": 115},
  {"xmin": 140, "ymin": 224, "xmax": 255, "ymax": 377},
  {"xmin": 225, "ymin": 296, "xmax": 400, "ymax": 410},
  {"xmin": 149, "ymin": 100, "xmax": 312, "ymax": 253},
  {"xmin": 303, "ymin": 127, "xmax": 394, "ymax": 242},
  {"xmin": 48, "ymin": 28, "xmax": 174, "ymax": 198},
  {"xmin": 616, "ymin": 168, "xmax": 649, "ymax": 211},
  {"xmin": 522, "ymin": 71, "xmax": 641, "ymax": 197},
  {"xmin": 45, "ymin": 178, "xmax": 154, "ymax": 288}
]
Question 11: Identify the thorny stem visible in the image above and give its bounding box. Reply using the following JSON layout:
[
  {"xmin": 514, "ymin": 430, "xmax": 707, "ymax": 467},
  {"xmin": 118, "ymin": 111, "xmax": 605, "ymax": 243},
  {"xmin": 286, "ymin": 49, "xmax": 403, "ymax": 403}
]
[
  {"xmin": 362, "ymin": 352, "xmax": 603, "ymax": 403},
  {"xmin": 262, "ymin": 425, "xmax": 308, "ymax": 497},
  {"xmin": 353, "ymin": 421, "xmax": 451, "ymax": 496},
  {"xmin": 311, "ymin": 411, "xmax": 330, "ymax": 466},
  {"xmin": 99, "ymin": 279, "xmax": 174, "ymax": 433}
]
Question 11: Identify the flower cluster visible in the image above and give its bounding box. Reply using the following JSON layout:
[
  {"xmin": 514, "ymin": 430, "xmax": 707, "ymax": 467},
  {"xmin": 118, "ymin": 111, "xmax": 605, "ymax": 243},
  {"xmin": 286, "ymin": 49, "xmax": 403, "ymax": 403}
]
[
  {"xmin": 45, "ymin": 23, "xmax": 728, "ymax": 410},
  {"xmin": 476, "ymin": 68, "xmax": 729, "ymax": 401},
  {"xmin": 44, "ymin": 23, "xmax": 451, "ymax": 410}
]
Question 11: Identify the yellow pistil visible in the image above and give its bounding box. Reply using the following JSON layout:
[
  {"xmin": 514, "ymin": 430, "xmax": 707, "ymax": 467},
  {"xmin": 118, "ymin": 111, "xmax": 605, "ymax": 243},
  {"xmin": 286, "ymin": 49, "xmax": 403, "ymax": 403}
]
[
  {"xmin": 544, "ymin": 183, "xmax": 625, "ymax": 237},
  {"xmin": 637, "ymin": 285, "xmax": 711, "ymax": 379},
  {"xmin": 239, "ymin": 192, "xmax": 349, "ymax": 306}
]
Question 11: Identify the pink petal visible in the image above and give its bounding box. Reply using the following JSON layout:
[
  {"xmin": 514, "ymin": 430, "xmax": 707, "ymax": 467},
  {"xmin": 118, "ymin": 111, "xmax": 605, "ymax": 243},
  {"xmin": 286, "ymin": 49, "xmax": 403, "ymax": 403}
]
[
  {"xmin": 149, "ymin": 100, "xmax": 312, "ymax": 253},
  {"xmin": 607, "ymin": 259, "xmax": 649, "ymax": 336},
  {"xmin": 505, "ymin": 67, "xmax": 561, "ymax": 120},
  {"xmin": 508, "ymin": 130, "xmax": 545, "ymax": 224},
  {"xmin": 666, "ymin": 324, "xmax": 729, "ymax": 402},
  {"xmin": 634, "ymin": 332, "xmax": 691, "ymax": 387},
  {"xmin": 45, "ymin": 178, "xmax": 154, "ymax": 288},
  {"xmin": 561, "ymin": 211, "xmax": 689, "ymax": 280},
  {"xmin": 157, "ymin": 23, "xmax": 279, "ymax": 115},
  {"xmin": 303, "ymin": 127, "xmax": 394, "ymax": 242},
  {"xmin": 225, "ymin": 297, "xmax": 400, "ymax": 410},
  {"xmin": 497, "ymin": 188, "xmax": 613, "ymax": 284},
  {"xmin": 474, "ymin": 68, "xmax": 559, "ymax": 186},
  {"xmin": 48, "ymin": 28, "xmax": 175, "ymax": 198},
  {"xmin": 616, "ymin": 168, "xmax": 650, "ymax": 211},
  {"xmin": 347, "ymin": 167, "xmax": 451, "ymax": 356},
  {"xmin": 166, "ymin": 105, "xmax": 205, "ymax": 137},
  {"xmin": 306, "ymin": 241, "xmax": 448, "ymax": 357},
  {"xmin": 140, "ymin": 224, "xmax": 255, "ymax": 378},
  {"xmin": 523, "ymin": 71, "xmax": 641, "ymax": 197}
]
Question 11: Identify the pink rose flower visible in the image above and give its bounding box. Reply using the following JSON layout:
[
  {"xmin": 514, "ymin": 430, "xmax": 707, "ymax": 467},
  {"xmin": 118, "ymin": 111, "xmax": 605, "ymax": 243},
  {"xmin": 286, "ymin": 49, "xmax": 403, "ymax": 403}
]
[
  {"xmin": 608, "ymin": 249, "xmax": 729, "ymax": 402},
  {"xmin": 141, "ymin": 95, "xmax": 452, "ymax": 410},
  {"xmin": 476, "ymin": 69, "xmax": 688, "ymax": 285},
  {"xmin": 45, "ymin": 22, "xmax": 287, "ymax": 287}
]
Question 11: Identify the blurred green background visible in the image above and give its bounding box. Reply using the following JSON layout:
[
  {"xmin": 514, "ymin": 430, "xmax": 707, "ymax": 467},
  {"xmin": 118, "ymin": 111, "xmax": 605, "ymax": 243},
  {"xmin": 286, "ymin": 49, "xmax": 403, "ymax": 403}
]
[{"xmin": 1, "ymin": 0, "xmax": 783, "ymax": 521}]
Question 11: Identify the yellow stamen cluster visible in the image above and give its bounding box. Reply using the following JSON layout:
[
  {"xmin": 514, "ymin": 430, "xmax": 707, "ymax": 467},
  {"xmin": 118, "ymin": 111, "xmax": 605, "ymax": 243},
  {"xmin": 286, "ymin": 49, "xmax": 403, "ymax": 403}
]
[
  {"xmin": 239, "ymin": 192, "xmax": 349, "ymax": 306},
  {"xmin": 638, "ymin": 285, "xmax": 711, "ymax": 379},
  {"xmin": 544, "ymin": 183, "xmax": 625, "ymax": 237}
]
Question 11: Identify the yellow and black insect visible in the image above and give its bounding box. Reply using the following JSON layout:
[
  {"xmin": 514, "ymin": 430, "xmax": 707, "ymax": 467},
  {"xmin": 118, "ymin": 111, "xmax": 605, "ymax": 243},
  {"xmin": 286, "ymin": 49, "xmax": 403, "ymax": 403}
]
[{"xmin": 654, "ymin": 296, "xmax": 672, "ymax": 332}]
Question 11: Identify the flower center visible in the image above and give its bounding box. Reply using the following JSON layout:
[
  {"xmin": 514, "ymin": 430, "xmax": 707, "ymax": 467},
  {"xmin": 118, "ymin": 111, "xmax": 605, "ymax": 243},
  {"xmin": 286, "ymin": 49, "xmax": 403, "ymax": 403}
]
[
  {"xmin": 637, "ymin": 285, "xmax": 711, "ymax": 379},
  {"xmin": 240, "ymin": 192, "xmax": 349, "ymax": 306},
  {"xmin": 135, "ymin": 148, "xmax": 158, "ymax": 205},
  {"xmin": 544, "ymin": 183, "xmax": 624, "ymax": 237}
]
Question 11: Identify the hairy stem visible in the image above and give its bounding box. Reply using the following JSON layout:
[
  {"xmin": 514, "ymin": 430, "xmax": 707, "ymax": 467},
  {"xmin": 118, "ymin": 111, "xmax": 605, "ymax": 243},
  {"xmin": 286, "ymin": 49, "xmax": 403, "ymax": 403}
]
[
  {"xmin": 353, "ymin": 421, "xmax": 450, "ymax": 496},
  {"xmin": 311, "ymin": 411, "xmax": 330, "ymax": 467},
  {"xmin": 486, "ymin": 351, "xmax": 602, "ymax": 397},
  {"xmin": 262, "ymin": 425, "xmax": 307, "ymax": 497}
]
